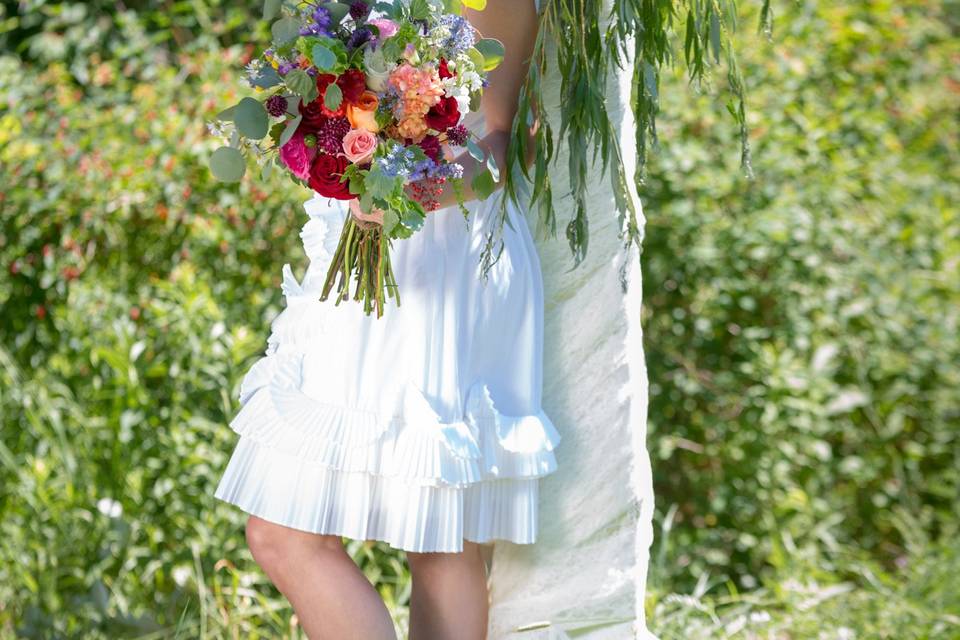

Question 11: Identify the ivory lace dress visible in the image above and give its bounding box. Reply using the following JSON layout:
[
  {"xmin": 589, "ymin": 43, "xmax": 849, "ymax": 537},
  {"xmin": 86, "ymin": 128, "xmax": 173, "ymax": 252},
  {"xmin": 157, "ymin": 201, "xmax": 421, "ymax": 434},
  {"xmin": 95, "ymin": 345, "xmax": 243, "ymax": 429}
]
[{"xmin": 213, "ymin": 103, "xmax": 561, "ymax": 553}]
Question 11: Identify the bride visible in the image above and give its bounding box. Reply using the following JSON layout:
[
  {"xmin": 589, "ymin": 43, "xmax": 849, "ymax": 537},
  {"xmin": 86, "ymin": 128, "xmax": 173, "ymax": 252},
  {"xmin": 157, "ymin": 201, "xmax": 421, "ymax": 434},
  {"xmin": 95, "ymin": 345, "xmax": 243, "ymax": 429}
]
[{"xmin": 214, "ymin": 0, "xmax": 659, "ymax": 638}]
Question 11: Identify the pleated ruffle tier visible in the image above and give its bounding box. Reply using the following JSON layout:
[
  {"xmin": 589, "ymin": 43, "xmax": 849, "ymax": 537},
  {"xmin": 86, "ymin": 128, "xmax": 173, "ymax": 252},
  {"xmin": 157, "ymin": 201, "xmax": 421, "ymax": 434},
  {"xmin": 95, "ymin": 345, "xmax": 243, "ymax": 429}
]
[{"xmin": 214, "ymin": 194, "xmax": 562, "ymax": 553}]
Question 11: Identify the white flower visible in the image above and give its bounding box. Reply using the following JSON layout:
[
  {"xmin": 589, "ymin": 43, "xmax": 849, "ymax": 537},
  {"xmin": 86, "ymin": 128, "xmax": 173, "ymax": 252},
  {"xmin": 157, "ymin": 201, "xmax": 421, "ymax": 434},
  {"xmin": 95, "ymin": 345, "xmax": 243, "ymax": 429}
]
[{"xmin": 364, "ymin": 47, "xmax": 394, "ymax": 93}]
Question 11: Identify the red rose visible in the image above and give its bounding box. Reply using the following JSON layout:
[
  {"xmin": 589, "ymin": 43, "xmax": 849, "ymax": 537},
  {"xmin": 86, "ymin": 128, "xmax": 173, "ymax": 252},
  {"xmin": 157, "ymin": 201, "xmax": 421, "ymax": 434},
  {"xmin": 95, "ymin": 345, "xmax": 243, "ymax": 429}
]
[
  {"xmin": 308, "ymin": 153, "xmax": 353, "ymax": 200},
  {"xmin": 417, "ymin": 135, "xmax": 442, "ymax": 162},
  {"xmin": 337, "ymin": 69, "xmax": 368, "ymax": 105},
  {"xmin": 425, "ymin": 96, "xmax": 460, "ymax": 132},
  {"xmin": 299, "ymin": 97, "xmax": 328, "ymax": 130},
  {"xmin": 438, "ymin": 58, "xmax": 454, "ymax": 80}
]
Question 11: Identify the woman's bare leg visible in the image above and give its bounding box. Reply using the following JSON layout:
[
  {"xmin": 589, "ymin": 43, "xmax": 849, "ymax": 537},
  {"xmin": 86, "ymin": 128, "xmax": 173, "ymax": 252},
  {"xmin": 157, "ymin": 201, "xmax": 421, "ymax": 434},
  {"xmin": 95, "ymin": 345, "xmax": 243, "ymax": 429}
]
[
  {"xmin": 406, "ymin": 540, "xmax": 491, "ymax": 640},
  {"xmin": 245, "ymin": 515, "xmax": 398, "ymax": 640}
]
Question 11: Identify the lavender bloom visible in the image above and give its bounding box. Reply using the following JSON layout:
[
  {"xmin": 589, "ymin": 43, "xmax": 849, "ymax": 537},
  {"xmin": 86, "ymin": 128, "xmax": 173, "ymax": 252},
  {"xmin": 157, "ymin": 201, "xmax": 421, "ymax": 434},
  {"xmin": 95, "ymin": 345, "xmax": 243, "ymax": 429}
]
[
  {"xmin": 277, "ymin": 60, "xmax": 296, "ymax": 76},
  {"xmin": 438, "ymin": 14, "xmax": 476, "ymax": 56},
  {"xmin": 409, "ymin": 158, "xmax": 464, "ymax": 182},
  {"xmin": 299, "ymin": 6, "xmax": 332, "ymax": 37},
  {"xmin": 347, "ymin": 26, "xmax": 373, "ymax": 51}
]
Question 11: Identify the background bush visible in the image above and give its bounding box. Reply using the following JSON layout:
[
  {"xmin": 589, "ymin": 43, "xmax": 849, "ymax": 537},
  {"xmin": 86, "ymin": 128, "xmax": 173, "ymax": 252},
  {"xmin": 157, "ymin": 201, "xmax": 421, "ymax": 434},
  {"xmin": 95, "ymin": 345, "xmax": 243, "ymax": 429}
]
[{"xmin": 1, "ymin": 0, "xmax": 957, "ymax": 638}]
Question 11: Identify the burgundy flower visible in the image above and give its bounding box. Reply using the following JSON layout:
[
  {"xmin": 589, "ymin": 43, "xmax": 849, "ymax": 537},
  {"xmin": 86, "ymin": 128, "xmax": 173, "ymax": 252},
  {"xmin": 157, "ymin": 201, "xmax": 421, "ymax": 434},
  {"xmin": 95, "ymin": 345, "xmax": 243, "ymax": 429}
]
[
  {"xmin": 337, "ymin": 69, "xmax": 368, "ymax": 105},
  {"xmin": 266, "ymin": 94, "xmax": 288, "ymax": 117},
  {"xmin": 417, "ymin": 135, "xmax": 442, "ymax": 162},
  {"xmin": 424, "ymin": 95, "xmax": 461, "ymax": 132},
  {"xmin": 445, "ymin": 124, "xmax": 469, "ymax": 146},
  {"xmin": 299, "ymin": 97, "xmax": 328, "ymax": 130}
]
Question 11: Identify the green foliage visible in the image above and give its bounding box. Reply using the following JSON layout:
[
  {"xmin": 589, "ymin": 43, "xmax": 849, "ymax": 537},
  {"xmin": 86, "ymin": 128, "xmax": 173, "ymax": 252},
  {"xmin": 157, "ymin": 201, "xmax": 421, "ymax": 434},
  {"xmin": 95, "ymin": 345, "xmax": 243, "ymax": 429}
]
[
  {"xmin": 0, "ymin": 0, "xmax": 957, "ymax": 637},
  {"xmin": 641, "ymin": 0, "xmax": 960, "ymax": 600},
  {"xmin": 0, "ymin": 44, "xmax": 409, "ymax": 637}
]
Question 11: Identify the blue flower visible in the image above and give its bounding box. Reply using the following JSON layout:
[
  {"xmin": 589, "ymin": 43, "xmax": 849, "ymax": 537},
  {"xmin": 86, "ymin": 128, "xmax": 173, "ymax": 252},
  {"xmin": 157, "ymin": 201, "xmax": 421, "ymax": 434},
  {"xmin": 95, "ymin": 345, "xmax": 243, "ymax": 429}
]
[
  {"xmin": 376, "ymin": 144, "xmax": 419, "ymax": 179},
  {"xmin": 438, "ymin": 14, "xmax": 475, "ymax": 56}
]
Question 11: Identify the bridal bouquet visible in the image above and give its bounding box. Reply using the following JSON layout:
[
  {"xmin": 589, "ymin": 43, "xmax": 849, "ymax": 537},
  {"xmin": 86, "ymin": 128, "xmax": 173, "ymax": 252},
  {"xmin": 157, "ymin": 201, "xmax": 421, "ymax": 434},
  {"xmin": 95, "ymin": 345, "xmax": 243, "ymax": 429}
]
[{"xmin": 208, "ymin": 0, "xmax": 503, "ymax": 317}]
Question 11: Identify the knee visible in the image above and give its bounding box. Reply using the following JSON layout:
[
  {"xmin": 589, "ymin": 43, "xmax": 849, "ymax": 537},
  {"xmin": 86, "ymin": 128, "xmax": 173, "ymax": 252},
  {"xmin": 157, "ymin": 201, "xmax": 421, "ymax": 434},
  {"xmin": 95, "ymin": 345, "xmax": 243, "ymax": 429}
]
[{"xmin": 245, "ymin": 516, "xmax": 287, "ymax": 570}]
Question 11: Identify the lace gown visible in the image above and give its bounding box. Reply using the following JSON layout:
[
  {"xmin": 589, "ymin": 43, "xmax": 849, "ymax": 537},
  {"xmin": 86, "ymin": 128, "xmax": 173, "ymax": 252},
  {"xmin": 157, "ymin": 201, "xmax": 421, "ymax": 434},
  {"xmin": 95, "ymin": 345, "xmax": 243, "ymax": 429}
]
[{"xmin": 213, "ymin": 102, "xmax": 561, "ymax": 553}]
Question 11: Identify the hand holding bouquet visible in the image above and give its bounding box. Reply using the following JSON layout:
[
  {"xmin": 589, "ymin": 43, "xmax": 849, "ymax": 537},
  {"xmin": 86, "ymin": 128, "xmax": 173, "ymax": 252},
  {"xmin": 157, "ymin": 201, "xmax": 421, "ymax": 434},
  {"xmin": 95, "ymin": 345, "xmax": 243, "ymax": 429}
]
[{"xmin": 208, "ymin": 0, "xmax": 504, "ymax": 317}]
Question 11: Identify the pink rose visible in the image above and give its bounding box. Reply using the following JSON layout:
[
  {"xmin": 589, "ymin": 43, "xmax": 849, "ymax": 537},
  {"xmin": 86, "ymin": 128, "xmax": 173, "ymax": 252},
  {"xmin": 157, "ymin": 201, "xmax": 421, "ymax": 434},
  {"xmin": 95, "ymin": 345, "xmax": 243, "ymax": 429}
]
[
  {"xmin": 369, "ymin": 19, "xmax": 399, "ymax": 41},
  {"xmin": 342, "ymin": 128, "xmax": 377, "ymax": 165},
  {"xmin": 279, "ymin": 129, "xmax": 316, "ymax": 180}
]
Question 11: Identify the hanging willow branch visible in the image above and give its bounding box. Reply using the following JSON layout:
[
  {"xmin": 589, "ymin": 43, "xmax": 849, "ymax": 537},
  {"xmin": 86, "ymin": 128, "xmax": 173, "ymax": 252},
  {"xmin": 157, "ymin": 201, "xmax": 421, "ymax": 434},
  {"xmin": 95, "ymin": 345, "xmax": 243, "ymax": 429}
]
[{"xmin": 482, "ymin": 0, "xmax": 758, "ymax": 288}]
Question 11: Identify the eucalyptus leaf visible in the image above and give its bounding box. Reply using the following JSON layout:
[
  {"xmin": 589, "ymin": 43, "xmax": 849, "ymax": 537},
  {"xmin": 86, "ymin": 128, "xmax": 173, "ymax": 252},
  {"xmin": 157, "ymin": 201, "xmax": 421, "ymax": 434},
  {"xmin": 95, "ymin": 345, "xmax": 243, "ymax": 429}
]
[
  {"xmin": 271, "ymin": 17, "xmax": 301, "ymax": 44},
  {"xmin": 466, "ymin": 139, "xmax": 485, "ymax": 163},
  {"xmin": 278, "ymin": 114, "xmax": 303, "ymax": 147},
  {"xmin": 234, "ymin": 97, "xmax": 269, "ymax": 140},
  {"xmin": 249, "ymin": 64, "xmax": 282, "ymax": 89},
  {"xmin": 209, "ymin": 146, "xmax": 246, "ymax": 182},
  {"xmin": 474, "ymin": 38, "xmax": 505, "ymax": 71},
  {"xmin": 284, "ymin": 95, "xmax": 302, "ymax": 116},
  {"xmin": 216, "ymin": 104, "xmax": 237, "ymax": 121},
  {"xmin": 486, "ymin": 152, "xmax": 500, "ymax": 183},
  {"xmin": 324, "ymin": 2, "xmax": 351, "ymax": 25},
  {"xmin": 262, "ymin": 0, "xmax": 282, "ymax": 21}
]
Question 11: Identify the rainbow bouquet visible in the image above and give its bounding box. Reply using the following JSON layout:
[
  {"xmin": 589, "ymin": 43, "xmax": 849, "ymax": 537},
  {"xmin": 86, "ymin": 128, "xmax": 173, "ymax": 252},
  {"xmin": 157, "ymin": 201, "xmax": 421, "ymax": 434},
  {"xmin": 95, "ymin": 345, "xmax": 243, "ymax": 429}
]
[{"xmin": 208, "ymin": 0, "xmax": 503, "ymax": 317}]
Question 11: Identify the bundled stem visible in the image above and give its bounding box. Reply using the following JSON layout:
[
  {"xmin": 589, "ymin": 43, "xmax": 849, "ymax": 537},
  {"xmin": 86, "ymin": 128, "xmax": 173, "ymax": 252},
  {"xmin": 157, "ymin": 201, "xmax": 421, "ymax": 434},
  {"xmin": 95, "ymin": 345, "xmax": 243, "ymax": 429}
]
[{"xmin": 320, "ymin": 215, "xmax": 400, "ymax": 318}]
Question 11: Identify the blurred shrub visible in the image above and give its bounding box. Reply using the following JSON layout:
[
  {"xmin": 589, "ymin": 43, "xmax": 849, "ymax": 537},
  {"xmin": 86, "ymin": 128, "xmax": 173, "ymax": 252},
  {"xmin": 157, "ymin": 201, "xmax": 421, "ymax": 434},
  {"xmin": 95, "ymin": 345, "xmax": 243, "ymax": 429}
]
[
  {"xmin": 0, "ymin": 1, "xmax": 255, "ymax": 70},
  {"xmin": 0, "ymin": 39, "xmax": 409, "ymax": 638},
  {"xmin": 1, "ymin": 0, "xmax": 958, "ymax": 636},
  {"xmin": 641, "ymin": 0, "xmax": 960, "ymax": 593}
]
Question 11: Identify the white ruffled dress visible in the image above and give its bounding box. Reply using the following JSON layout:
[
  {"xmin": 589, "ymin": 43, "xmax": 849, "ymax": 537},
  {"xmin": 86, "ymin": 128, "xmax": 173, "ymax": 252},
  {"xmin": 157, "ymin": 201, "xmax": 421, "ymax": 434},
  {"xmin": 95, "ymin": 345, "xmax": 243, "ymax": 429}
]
[{"xmin": 214, "ymin": 105, "xmax": 560, "ymax": 554}]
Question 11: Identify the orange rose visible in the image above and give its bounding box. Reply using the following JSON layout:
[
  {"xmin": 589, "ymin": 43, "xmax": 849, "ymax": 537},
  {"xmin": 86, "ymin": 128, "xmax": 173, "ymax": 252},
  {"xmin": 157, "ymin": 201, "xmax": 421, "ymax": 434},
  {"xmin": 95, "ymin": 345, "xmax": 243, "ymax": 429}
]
[{"xmin": 346, "ymin": 91, "xmax": 380, "ymax": 133}]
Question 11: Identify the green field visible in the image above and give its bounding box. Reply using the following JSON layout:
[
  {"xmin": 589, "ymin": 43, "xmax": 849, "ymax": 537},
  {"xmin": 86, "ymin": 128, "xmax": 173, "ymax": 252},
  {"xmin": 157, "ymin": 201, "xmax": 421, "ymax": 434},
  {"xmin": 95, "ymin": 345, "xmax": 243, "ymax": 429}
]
[{"xmin": 1, "ymin": 1, "xmax": 958, "ymax": 638}]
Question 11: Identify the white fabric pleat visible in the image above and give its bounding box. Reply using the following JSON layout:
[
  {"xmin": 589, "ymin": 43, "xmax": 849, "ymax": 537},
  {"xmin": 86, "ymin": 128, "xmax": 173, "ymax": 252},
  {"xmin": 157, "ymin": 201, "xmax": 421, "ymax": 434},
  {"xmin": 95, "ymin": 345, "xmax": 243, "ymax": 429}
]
[
  {"xmin": 216, "ymin": 436, "xmax": 539, "ymax": 552},
  {"xmin": 215, "ymin": 183, "xmax": 561, "ymax": 553}
]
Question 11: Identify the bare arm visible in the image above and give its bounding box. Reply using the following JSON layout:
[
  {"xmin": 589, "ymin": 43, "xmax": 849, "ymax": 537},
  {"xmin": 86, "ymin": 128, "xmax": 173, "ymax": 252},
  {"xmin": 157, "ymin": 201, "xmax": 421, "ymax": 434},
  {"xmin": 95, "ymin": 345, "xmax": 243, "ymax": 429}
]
[{"xmin": 432, "ymin": 0, "xmax": 539, "ymax": 210}]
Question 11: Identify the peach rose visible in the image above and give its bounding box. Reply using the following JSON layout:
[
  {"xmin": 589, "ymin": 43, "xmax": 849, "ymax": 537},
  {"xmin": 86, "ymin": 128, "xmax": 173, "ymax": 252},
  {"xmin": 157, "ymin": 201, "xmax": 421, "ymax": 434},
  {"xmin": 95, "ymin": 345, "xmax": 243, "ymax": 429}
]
[
  {"xmin": 346, "ymin": 91, "xmax": 380, "ymax": 133},
  {"xmin": 342, "ymin": 128, "xmax": 377, "ymax": 165}
]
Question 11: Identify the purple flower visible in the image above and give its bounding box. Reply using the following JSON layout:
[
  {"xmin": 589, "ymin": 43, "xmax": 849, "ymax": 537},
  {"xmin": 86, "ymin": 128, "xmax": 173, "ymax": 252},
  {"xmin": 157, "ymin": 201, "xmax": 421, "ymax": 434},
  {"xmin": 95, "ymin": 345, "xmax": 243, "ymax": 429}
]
[
  {"xmin": 408, "ymin": 157, "xmax": 464, "ymax": 182},
  {"xmin": 299, "ymin": 6, "xmax": 332, "ymax": 37},
  {"xmin": 266, "ymin": 95, "xmax": 288, "ymax": 117},
  {"xmin": 347, "ymin": 26, "xmax": 373, "ymax": 51},
  {"xmin": 445, "ymin": 124, "xmax": 469, "ymax": 146},
  {"xmin": 277, "ymin": 61, "xmax": 296, "ymax": 76},
  {"xmin": 316, "ymin": 116, "xmax": 352, "ymax": 155},
  {"xmin": 349, "ymin": 1, "xmax": 370, "ymax": 20}
]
